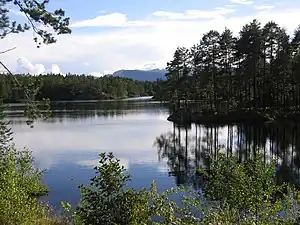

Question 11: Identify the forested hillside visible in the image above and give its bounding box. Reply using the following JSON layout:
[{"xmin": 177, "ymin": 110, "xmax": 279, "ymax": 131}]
[{"xmin": 0, "ymin": 74, "xmax": 163, "ymax": 102}]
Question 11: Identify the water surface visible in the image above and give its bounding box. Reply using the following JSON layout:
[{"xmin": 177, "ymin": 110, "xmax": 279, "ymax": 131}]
[
  {"xmin": 10, "ymin": 100, "xmax": 176, "ymax": 209},
  {"xmin": 8, "ymin": 100, "xmax": 300, "ymax": 210}
]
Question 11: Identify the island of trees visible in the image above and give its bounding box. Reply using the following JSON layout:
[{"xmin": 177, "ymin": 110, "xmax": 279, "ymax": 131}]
[{"xmin": 156, "ymin": 20, "xmax": 300, "ymax": 124}]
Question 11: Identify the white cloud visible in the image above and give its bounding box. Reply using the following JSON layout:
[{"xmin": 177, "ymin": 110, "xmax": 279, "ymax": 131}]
[
  {"xmin": 142, "ymin": 63, "xmax": 162, "ymax": 70},
  {"xmin": 70, "ymin": 12, "xmax": 153, "ymax": 28},
  {"xmin": 1, "ymin": 5, "xmax": 300, "ymax": 74},
  {"xmin": 89, "ymin": 72, "xmax": 105, "ymax": 77},
  {"xmin": 152, "ymin": 8, "xmax": 235, "ymax": 20},
  {"xmin": 230, "ymin": 0, "xmax": 253, "ymax": 5},
  {"xmin": 76, "ymin": 158, "xmax": 129, "ymax": 170},
  {"xmin": 16, "ymin": 57, "xmax": 46, "ymax": 75},
  {"xmin": 71, "ymin": 13, "xmax": 127, "ymax": 27},
  {"xmin": 254, "ymin": 5, "xmax": 274, "ymax": 10},
  {"xmin": 11, "ymin": 111, "xmax": 172, "ymax": 170},
  {"xmin": 103, "ymin": 70, "xmax": 112, "ymax": 75},
  {"xmin": 51, "ymin": 64, "xmax": 61, "ymax": 74},
  {"xmin": 156, "ymin": 164, "xmax": 169, "ymax": 173},
  {"xmin": 70, "ymin": 13, "xmax": 128, "ymax": 28},
  {"xmin": 14, "ymin": 57, "xmax": 62, "ymax": 75}
]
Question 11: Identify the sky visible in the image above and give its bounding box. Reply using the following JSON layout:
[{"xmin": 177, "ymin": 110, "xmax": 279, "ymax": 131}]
[{"xmin": 1, "ymin": 0, "xmax": 300, "ymax": 76}]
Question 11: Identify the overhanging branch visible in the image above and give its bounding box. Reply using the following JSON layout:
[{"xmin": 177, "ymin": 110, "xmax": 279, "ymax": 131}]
[{"xmin": 0, "ymin": 47, "xmax": 17, "ymax": 55}]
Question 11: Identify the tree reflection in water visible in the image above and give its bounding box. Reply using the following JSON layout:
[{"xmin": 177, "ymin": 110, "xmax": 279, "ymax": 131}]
[{"xmin": 154, "ymin": 122, "xmax": 300, "ymax": 190}]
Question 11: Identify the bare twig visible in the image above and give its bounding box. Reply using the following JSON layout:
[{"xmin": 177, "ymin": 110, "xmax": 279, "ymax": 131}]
[
  {"xmin": 0, "ymin": 61, "xmax": 14, "ymax": 76},
  {"xmin": 0, "ymin": 47, "xmax": 17, "ymax": 54},
  {"xmin": 0, "ymin": 46, "xmax": 19, "ymax": 78},
  {"xmin": 0, "ymin": 47, "xmax": 24, "ymax": 87},
  {"xmin": 0, "ymin": 55, "xmax": 33, "ymax": 104}
]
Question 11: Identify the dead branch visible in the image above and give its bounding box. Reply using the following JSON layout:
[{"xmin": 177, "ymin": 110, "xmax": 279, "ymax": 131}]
[
  {"xmin": 0, "ymin": 47, "xmax": 17, "ymax": 54},
  {"xmin": 0, "ymin": 51, "xmax": 33, "ymax": 104}
]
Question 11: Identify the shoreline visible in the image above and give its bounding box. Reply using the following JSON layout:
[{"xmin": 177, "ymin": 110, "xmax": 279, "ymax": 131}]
[
  {"xmin": 167, "ymin": 108, "xmax": 300, "ymax": 125},
  {"xmin": 4, "ymin": 95, "xmax": 155, "ymax": 105}
]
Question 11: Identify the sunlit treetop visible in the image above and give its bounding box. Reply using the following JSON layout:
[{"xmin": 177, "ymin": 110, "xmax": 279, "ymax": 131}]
[{"xmin": 0, "ymin": 0, "xmax": 71, "ymax": 47}]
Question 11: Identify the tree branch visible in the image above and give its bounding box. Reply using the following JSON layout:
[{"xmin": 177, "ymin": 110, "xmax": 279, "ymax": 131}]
[
  {"xmin": 0, "ymin": 47, "xmax": 17, "ymax": 54},
  {"xmin": 0, "ymin": 61, "xmax": 14, "ymax": 76},
  {"xmin": 14, "ymin": 1, "xmax": 41, "ymax": 34},
  {"xmin": 0, "ymin": 58, "xmax": 33, "ymax": 105}
]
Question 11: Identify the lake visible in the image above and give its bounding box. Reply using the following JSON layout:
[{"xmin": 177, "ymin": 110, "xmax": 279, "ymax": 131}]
[
  {"xmin": 7, "ymin": 99, "xmax": 300, "ymax": 210},
  {"xmin": 8, "ymin": 99, "xmax": 177, "ymax": 209}
]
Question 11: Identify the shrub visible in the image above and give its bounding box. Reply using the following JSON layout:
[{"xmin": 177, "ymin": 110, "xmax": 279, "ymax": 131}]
[
  {"xmin": 73, "ymin": 152, "xmax": 201, "ymax": 225},
  {"xmin": 74, "ymin": 152, "xmax": 149, "ymax": 225},
  {"xmin": 0, "ymin": 147, "xmax": 50, "ymax": 225},
  {"xmin": 71, "ymin": 151, "xmax": 300, "ymax": 225},
  {"xmin": 200, "ymin": 152, "xmax": 300, "ymax": 224}
]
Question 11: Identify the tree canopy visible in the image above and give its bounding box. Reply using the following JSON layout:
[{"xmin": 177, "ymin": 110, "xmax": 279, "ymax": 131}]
[
  {"xmin": 0, "ymin": 0, "xmax": 71, "ymax": 46},
  {"xmin": 159, "ymin": 20, "xmax": 300, "ymax": 121},
  {"xmin": 0, "ymin": 74, "xmax": 162, "ymax": 102}
]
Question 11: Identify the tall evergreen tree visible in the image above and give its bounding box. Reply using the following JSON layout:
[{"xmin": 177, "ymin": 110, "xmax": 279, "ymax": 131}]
[
  {"xmin": 162, "ymin": 19, "xmax": 300, "ymax": 123},
  {"xmin": 166, "ymin": 47, "xmax": 189, "ymax": 110},
  {"xmin": 198, "ymin": 30, "xmax": 221, "ymax": 110},
  {"xmin": 237, "ymin": 19, "xmax": 262, "ymax": 110},
  {"xmin": 218, "ymin": 28, "xmax": 236, "ymax": 110}
]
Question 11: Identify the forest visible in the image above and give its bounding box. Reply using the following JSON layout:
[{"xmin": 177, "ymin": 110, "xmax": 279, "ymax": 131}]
[
  {"xmin": 0, "ymin": 74, "xmax": 163, "ymax": 102},
  {"xmin": 157, "ymin": 19, "xmax": 300, "ymax": 124}
]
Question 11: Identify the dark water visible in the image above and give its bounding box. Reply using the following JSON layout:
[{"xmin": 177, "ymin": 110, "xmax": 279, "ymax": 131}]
[
  {"xmin": 156, "ymin": 121, "xmax": 300, "ymax": 190},
  {"xmin": 7, "ymin": 100, "xmax": 300, "ymax": 210}
]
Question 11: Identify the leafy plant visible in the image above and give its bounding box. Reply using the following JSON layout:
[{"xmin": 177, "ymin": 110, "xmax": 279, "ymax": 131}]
[
  {"xmin": 200, "ymin": 152, "xmax": 300, "ymax": 224},
  {"xmin": 0, "ymin": 146, "xmax": 49, "ymax": 225},
  {"xmin": 74, "ymin": 152, "xmax": 148, "ymax": 225},
  {"xmin": 72, "ymin": 152, "xmax": 203, "ymax": 225},
  {"xmin": 0, "ymin": 1, "xmax": 71, "ymax": 224},
  {"xmin": 73, "ymin": 151, "xmax": 300, "ymax": 225}
]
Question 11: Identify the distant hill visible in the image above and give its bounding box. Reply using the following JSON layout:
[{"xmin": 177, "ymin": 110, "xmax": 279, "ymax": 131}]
[{"xmin": 112, "ymin": 69, "xmax": 167, "ymax": 81}]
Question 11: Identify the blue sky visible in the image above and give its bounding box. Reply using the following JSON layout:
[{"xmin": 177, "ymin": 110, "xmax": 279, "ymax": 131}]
[
  {"xmin": 2, "ymin": 0, "xmax": 300, "ymax": 75},
  {"xmin": 52, "ymin": 0, "xmax": 228, "ymax": 20}
]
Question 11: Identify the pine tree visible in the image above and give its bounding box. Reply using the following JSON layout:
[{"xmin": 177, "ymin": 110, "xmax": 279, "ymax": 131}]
[
  {"xmin": 262, "ymin": 22, "xmax": 283, "ymax": 108},
  {"xmin": 237, "ymin": 19, "xmax": 262, "ymax": 110},
  {"xmin": 290, "ymin": 26, "xmax": 300, "ymax": 110},
  {"xmin": 199, "ymin": 30, "xmax": 221, "ymax": 111},
  {"xmin": 166, "ymin": 47, "xmax": 189, "ymax": 110},
  {"xmin": 218, "ymin": 28, "xmax": 236, "ymax": 110},
  {"xmin": 0, "ymin": 0, "xmax": 71, "ymax": 45},
  {"xmin": 164, "ymin": 19, "xmax": 300, "ymax": 122}
]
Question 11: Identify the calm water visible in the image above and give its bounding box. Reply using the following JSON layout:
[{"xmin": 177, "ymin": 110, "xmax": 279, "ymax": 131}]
[
  {"xmin": 9, "ymin": 100, "xmax": 176, "ymax": 209},
  {"xmin": 7, "ymin": 99, "xmax": 300, "ymax": 210}
]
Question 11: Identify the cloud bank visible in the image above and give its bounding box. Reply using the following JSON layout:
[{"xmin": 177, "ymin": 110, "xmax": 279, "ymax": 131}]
[
  {"xmin": 1, "ymin": 2, "xmax": 300, "ymax": 75},
  {"xmin": 16, "ymin": 57, "xmax": 46, "ymax": 75},
  {"xmin": 16, "ymin": 57, "xmax": 62, "ymax": 75}
]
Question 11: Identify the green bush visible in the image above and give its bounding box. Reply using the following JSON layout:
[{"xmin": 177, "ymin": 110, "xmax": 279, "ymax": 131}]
[
  {"xmin": 72, "ymin": 152, "xmax": 201, "ymax": 225},
  {"xmin": 74, "ymin": 152, "xmax": 144, "ymax": 224},
  {"xmin": 69, "ymin": 152, "xmax": 300, "ymax": 225},
  {"xmin": 0, "ymin": 146, "xmax": 51, "ymax": 225},
  {"xmin": 200, "ymin": 152, "xmax": 300, "ymax": 224},
  {"xmin": 1, "ymin": 145, "xmax": 299, "ymax": 225}
]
